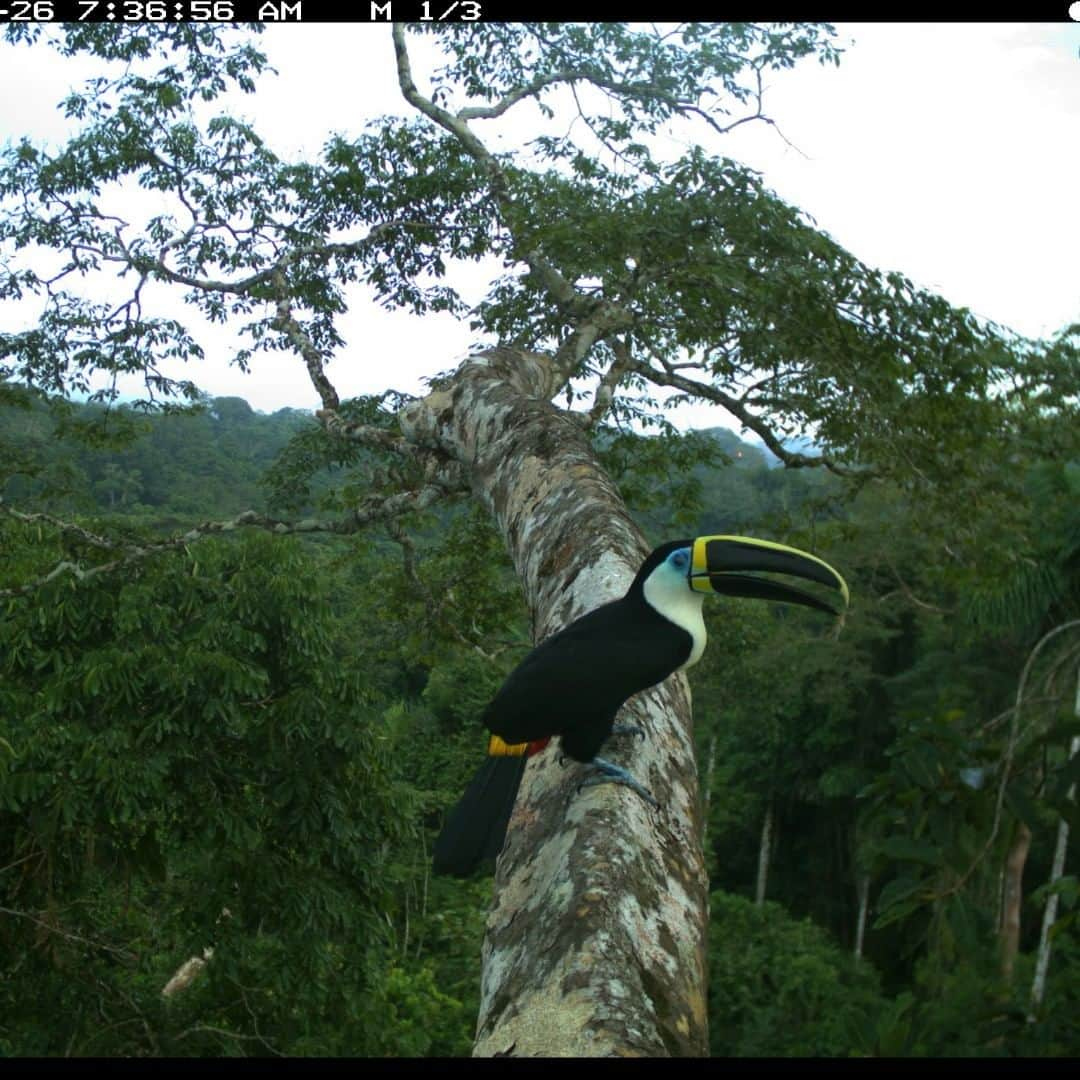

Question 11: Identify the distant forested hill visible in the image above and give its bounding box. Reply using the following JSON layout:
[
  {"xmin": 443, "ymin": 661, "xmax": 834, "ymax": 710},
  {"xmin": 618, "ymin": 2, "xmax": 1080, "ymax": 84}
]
[
  {"xmin": 1, "ymin": 389, "xmax": 315, "ymax": 521},
  {"xmin": 1, "ymin": 390, "xmax": 839, "ymax": 539}
]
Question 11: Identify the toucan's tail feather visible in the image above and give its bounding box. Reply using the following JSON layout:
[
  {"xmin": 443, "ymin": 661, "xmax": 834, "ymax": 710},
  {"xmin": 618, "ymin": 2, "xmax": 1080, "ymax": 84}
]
[{"xmin": 433, "ymin": 754, "xmax": 528, "ymax": 877}]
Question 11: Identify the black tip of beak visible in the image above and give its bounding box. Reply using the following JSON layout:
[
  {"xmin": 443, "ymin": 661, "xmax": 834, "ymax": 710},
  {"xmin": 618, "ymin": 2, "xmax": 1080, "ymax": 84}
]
[{"xmin": 701, "ymin": 573, "xmax": 843, "ymax": 616}]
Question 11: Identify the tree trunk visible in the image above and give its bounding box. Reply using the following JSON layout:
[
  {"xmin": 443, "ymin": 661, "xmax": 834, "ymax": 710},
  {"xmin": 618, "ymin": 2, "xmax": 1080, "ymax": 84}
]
[
  {"xmin": 755, "ymin": 801, "xmax": 774, "ymax": 907},
  {"xmin": 701, "ymin": 734, "xmax": 716, "ymax": 848},
  {"xmin": 854, "ymin": 872, "xmax": 870, "ymax": 963},
  {"xmin": 1029, "ymin": 667, "xmax": 1080, "ymax": 1015},
  {"xmin": 1000, "ymin": 819, "xmax": 1032, "ymax": 984},
  {"xmin": 995, "ymin": 866, "xmax": 1005, "ymax": 934},
  {"xmin": 401, "ymin": 348, "xmax": 710, "ymax": 1057}
]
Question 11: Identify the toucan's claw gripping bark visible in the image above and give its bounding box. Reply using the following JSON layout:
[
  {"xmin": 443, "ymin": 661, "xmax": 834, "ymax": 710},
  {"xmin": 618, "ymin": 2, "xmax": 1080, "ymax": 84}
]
[{"xmin": 577, "ymin": 756, "xmax": 660, "ymax": 808}]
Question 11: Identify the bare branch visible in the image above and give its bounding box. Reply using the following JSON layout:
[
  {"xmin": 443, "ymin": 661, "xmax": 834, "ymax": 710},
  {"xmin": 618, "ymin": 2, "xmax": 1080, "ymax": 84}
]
[
  {"xmin": 457, "ymin": 70, "xmax": 597, "ymax": 122},
  {"xmin": 392, "ymin": 25, "xmax": 584, "ymax": 316},
  {"xmin": 315, "ymin": 411, "xmax": 409, "ymax": 456},
  {"xmin": 568, "ymin": 98, "xmax": 632, "ymax": 184},
  {"xmin": 1, "ymin": 488, "xmax": 464, "ymax": 600},
  {"xmin": 313, "ymin": 409, "xmax": 471, "ymax": 503},
  {"xmin": 174, "ymin": 1023, "xmax": 282, "ymax": 1054},
  {"xmin": 551, "ymin": 300, "xmax": 635, "ymax": 389},
  {"xmin": 935, "ymin": 619, "xmax": 1080, "ymax": 904},
  {"xmin": 471, "ymin": 42, "xmax": 792, "ymax": 150},
  {"xmin": 586, "ymin": 337, "xmax": 633, "ymax": 426},
  {"xmin": 269, "ymin": 268, "xmax": 339, "ymax": 412},
  {"xmin": 386, "ymin": 519, "xmax": 510, "ymax": 662},
  {"xmin": 454, "ymin": 45, "xmax": 776, "ymax": 143},
  {"xmin": 120, "ymin": 220, "xmax": 464, "ymax": 299},
  {"xmin": 626, "ymin": 347, "xmax": 865, "ymax": 478},
  {"xmin": 877, "ymin": 548, "xmax": 952, "ymax": 615},
  {"xmin": 0, "ymin": 851, "xmax": 44, "ymax": 877},
  {"xmin": 0, "ymin": 505, "xmax": 122, "ymax": 553},
  {"xmin": 350, "ymin": 482, "xmax": 458, "ymax": 529},
  {"xmin": 980, "ymin": 697, "xmax": 1067, "ymax": 736},
  {"xmin": 737, "ymin": 366, "xmax": 805, "ymax": 403},
  {"xmin": 0, "ymin": 905, "xmax": 135, "ymax": 961}
]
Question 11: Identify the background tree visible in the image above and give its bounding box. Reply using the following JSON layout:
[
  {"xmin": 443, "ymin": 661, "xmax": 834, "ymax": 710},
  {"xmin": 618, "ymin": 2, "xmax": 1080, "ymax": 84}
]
[{"xmin": 2, "ymin": 23, "xmax": 1078, "ymax": 1056}]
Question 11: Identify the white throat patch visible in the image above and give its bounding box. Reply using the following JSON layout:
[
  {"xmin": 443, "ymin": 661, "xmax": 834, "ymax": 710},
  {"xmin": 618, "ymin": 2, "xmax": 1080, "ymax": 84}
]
[{"xmin": 642, "ymin": 565, "xmax": 707, "ymax": 670}]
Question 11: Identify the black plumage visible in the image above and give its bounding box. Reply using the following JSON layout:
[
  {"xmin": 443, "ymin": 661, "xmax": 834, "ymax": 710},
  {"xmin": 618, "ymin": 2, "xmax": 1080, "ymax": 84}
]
[
  {"xmin": 488, "ymin": 581, "xmax": 691, "ymax": 760},
  {"xmin": 433, "ymin": 534, "xmax": 847, "ymax": 877}
]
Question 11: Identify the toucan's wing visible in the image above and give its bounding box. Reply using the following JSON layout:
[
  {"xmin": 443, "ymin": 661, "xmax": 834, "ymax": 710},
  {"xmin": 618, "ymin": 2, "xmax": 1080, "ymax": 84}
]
[{"xmin": 485, "ymin": 600, "xmax": 691, "ymax": 746}]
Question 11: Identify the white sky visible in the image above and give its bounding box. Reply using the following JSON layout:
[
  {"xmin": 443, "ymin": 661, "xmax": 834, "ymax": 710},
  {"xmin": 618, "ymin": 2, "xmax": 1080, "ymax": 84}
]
[{"xmin": 1, "ymin": 22, "xmax": 1078, "ymax": 430}]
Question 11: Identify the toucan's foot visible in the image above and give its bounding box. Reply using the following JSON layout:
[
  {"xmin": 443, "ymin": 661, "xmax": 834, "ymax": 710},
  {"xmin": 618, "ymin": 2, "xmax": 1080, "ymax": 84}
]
[{"xmin": 577, "ymin": 756, "xmax": 659, "ymax": 808}]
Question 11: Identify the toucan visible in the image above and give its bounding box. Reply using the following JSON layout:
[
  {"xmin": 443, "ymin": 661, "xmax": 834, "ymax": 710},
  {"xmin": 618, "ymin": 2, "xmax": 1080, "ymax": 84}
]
[{"xmin": 432, "ymin": 534, "xmax": 848, "ymax": 877}]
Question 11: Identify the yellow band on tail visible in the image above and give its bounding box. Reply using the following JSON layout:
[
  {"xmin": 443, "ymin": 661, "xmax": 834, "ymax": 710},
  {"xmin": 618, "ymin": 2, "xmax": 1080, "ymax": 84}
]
[{"xmin": 488, "ymin": 735, "xmax": 530, "ymax": 757}]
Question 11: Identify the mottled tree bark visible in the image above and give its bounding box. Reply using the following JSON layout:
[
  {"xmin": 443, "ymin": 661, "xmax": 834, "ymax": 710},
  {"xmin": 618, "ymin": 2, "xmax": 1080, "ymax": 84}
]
[
  {"xmin": 1000, "ymin": 820, "xmax": 1032, "ymax": 984},
  {"xmin": 1030, "ymin": 668, "xmax": 1080, "ymax": 1015},
  {"xmin": 701, "ymin": 734, "xmax": 716, "ymax": 848},
  {"xmin": 401, "ymin": 347, "xmax": 710, "ymax": 1057}
]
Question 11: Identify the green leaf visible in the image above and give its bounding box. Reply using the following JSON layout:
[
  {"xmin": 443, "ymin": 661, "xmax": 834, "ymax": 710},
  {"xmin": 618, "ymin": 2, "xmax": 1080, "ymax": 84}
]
[{"xmin": 876, "ymin": 836, "xmax": 945, "ymax": 867}]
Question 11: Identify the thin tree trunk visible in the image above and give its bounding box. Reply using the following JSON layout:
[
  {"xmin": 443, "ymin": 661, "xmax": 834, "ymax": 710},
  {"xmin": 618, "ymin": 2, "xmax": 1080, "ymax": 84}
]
[
  {"xmin": 1000, "ymin": 820, "xmax": 1032, "ymax": 984},
  {"xmin": 755, "ymin": 801, "xmax": 774, "ymax": 907},
  {"xmin": 701, "ymin": 733, "xmax": 716, "ymax": 848},
  {"xmin": 854, "ymin": 872, "xmax": 870, "ymax": 962},
  {"xmin": 1029, "ymin": 667, "xmax": 1080, "ymax": 1015},
  {"xmin": 995, "ymin": 866, "xmax": 1005, "ymax": 934},
  {"xmin": 402, "ymin": 348, "xmax": 710, "ymax": 1056}
]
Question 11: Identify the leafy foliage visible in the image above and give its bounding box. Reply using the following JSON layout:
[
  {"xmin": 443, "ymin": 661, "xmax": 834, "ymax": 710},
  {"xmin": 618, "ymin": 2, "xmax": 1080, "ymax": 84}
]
[
  {"xmin": 708, "ymin": 891, "xmax": 886, "ymax": 1056},
  {"xmin": 2, "ymin": 385, "xmax": 1079, "ymax": 1053},
  {"xmin": 0, "ymin": 528, "xmax": 440, "ymax": 1055}
]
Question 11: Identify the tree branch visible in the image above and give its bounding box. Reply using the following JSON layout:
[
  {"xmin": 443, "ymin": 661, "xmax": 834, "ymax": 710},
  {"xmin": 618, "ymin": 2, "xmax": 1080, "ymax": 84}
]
[
  {"xmin": 877, "ymin": 548, "xmax": 953, "ymax": 615},
  {"xmin": 174, "ymin": 1022, "xmax": 282, "ymax": 1055},
  {"xmin": 456, "ymin": 70, "xmax": 598, "ymax": 122},
  {"xmin": 453, "ymin": 46, "xmax": 781, "ymax": 143},
  {"xmin": 1, "ymin": 487, "xmax": 464, "ymax": 600},
  {"xmin": 550, "ymin": 301, "xmax": 635, "ymax": 390},
  {"xmin": 934, "ymin": 619, "xmax": 1080, "ymax": 904},
  {"xmin": 122, "ymin": 220, "xmax": 465, "ymax": 299},
  {"xmin": 392, "ymin": 25, "xmax": 585, "ymax": 317},
  {"xmin": 0, "ymin": 905, "xmax": 135, "ymax": 962},
  {"xmin": 311, "ymin": 411, "xmax": 406, "ymax": 456},
  {"xmin": 586, "ymin": 337, "xmax": 633, "ymax": 426},
  {"xmin": 269, "ymin": 268, "xmax": 339, "ymax": 412},
  {"xmin": 625, "ymin": 348, "xmax": 865, "ymax": 477}
]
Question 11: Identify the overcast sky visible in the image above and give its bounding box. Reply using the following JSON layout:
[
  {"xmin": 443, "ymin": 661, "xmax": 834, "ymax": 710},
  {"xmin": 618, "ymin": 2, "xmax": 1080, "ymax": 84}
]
[{"xmin": 1, "ymin": 22, "xmax": 1078, "ymax": 430}]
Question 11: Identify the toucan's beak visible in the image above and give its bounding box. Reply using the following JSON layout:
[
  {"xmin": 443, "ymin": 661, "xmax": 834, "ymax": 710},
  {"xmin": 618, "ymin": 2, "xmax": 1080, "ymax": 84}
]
[{"xmin": 689, "ymin": 535, "xmax": 849, "ymax": 616}]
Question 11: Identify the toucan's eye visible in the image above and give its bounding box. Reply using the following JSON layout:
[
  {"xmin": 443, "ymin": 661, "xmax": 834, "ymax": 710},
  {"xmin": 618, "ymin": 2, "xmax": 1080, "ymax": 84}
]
[{"xmin": 670, "ymin": 549, "xmax": 689, "ymax": 569}]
